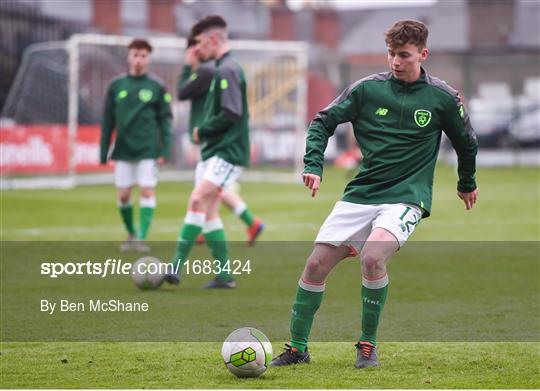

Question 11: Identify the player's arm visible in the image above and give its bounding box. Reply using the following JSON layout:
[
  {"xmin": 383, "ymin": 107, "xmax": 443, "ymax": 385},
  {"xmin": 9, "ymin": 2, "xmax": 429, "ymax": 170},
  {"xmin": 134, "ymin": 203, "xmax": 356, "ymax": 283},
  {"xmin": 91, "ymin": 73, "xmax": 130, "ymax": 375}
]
[
  {"xmin": 100, "ymin": 83, "xmax": 116, "ymax": 164},
  {"xmin": 441, "ymin": 93, "xmax": 479, "ymax": 209},
  {"xmin": 157, "ymin": 86, "xmax": 173, "ymax": 162},
  {"xmin": 177, "ymin": 62, "xmax": 215, "ymax": 100},
  {"xmin": 303, "ymin": 84, "xmax": 361, "ymax": 196},
  {"xmin": 197, "ymin": 66, "xmax": 242, "ymax": 139}
]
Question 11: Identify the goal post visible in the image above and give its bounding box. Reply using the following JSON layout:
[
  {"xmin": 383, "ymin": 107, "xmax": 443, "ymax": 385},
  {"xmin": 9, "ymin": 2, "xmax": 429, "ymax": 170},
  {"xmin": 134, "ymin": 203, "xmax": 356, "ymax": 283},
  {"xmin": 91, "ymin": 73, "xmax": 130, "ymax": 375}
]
[{"xmin": 1, "ymin": 34, "xmax": 308, "ymax": 188}]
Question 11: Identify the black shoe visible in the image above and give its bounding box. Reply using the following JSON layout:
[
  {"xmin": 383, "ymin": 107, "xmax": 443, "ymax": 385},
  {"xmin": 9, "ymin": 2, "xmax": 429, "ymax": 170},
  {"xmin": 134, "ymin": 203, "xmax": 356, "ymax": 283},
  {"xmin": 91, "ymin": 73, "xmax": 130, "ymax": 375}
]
[
  {"xmin": 270, "ymin": 344, "xmax": 310, "ymax": 366},
  {"xmin": 164, "ymin": 273, "xmax": 180, "ymax": 285},
  {"xmin": 202, "ymin": 277, "xmax": 236, "ymax": 289},
  {"xmin": 354, "ymin": 341, "xmax": 379, "ymax": 368}
]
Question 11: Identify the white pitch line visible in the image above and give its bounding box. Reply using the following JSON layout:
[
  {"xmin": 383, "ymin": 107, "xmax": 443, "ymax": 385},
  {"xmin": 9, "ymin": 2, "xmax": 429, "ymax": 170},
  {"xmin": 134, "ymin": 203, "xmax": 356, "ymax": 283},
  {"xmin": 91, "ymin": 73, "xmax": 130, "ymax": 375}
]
[{"xmin": 6, "ymin": 221, "xmax": 320, "ymax": 237}]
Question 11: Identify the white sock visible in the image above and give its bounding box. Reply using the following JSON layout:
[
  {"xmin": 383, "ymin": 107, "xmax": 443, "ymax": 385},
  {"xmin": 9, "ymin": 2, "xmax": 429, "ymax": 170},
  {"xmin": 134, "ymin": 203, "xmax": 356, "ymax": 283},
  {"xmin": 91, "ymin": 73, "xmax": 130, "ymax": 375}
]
[
  {"xmin": 362, "ymin": 274, "xmax": 389, "ymax": 289},
  {"xmin": 203, "ymin": 218, "xmax": 224, "ymax": 234},
  {"xmin": 140, "ymin": 197, "xmax": 156, "ymax": 208},
  {"xmin": 233, "ymin": 202, "xmax": 247, "ymax": 216}
]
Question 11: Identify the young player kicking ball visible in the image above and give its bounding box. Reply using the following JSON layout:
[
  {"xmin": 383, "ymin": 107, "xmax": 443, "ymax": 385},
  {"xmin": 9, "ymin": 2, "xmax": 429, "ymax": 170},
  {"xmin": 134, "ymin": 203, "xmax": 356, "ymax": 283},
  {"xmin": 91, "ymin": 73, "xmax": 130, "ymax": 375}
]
[
  {"xmin": 165, "ymin": 16, "xmax": 250, "ymax": 289},
  {"xmin": 100, "ymin": 39, "xmax": 172, "ymax": 252},
  {"xmin": 178, "ymin": 37, "xmax": 264, "ymax": 246},
  {"xmin": 271, "ymin": 20, "xmax": 478, "ymax": 368}
]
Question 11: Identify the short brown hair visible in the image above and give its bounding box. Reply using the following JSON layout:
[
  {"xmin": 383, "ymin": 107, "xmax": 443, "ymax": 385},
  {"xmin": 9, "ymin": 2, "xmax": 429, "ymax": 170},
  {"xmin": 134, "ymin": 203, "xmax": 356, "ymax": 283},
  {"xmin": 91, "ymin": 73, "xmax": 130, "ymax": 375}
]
[
  {"xmin": 385, "ymin": 20, "xmax": 428, "ymax": 49},
  {"xmin": 128, "ymin": 38, "xmax": 152, "ymax": 52},
  {"xmin": 187, "ymin": 36, "xmax": 197, "ymax": 48},
  {"xmin": 191, "ymin": 15, "xmax": 227, "ymax": 37}
]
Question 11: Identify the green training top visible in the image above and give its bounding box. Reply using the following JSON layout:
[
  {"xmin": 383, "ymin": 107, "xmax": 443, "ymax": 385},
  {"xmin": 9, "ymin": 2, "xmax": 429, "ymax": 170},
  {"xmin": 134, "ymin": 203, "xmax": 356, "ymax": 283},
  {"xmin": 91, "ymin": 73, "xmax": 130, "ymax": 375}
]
[
  {"xmin": 100, "ymin": 73, "xmax": 172, "ymax": 163},
  {"xmin": 178, "ymin": 62, "xmax": 216, "ymax": 138},
  {"xmin": 304, "ymin": 69, "xmax": 478, "ymax": 218},
  {"xmin": 197, "ymin": 51, "xmax": 250, "ymax": 166}
]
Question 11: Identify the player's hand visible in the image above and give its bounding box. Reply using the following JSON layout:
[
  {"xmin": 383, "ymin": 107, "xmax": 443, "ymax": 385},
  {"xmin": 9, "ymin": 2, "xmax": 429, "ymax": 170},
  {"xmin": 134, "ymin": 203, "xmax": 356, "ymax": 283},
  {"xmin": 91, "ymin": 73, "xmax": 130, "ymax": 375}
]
[
  {"xmin": 303, "ymin": 173, "xmax": 321, "ymax": 198},
  {"xmin": 185, "ymin": 47, "xmax": 198, "ymax": 66},
  {"xmin": 192, "ymin": 127, "xmax": 200, "ymax": 144},
  {"xmin": 157, "ymin": 157, "xmax": 166, "ymax": 166},
  {"xmin": 458, "ymin": 188, "xmax": 478, "ymax": 210}
]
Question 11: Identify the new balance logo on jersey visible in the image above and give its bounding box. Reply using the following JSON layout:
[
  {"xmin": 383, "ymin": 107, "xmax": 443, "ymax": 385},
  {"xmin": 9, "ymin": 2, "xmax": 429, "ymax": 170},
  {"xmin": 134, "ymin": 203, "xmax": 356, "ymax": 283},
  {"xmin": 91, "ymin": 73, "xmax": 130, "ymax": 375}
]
[{"xmin": 375, "ymin": 107, "xmax": 389, "ymax": 116}]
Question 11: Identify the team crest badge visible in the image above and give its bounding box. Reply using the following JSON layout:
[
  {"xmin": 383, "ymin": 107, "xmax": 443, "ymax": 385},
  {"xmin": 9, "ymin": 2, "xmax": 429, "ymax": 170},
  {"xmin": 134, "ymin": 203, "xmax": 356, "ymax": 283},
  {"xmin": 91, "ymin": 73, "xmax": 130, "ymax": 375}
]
[
  {"xmin": 414, "ymin": 109, "xmax": 432, "ymax": 127},
  {"xmin": 138, "ymin": 89, "xmax": 153, "ymax": 102}
]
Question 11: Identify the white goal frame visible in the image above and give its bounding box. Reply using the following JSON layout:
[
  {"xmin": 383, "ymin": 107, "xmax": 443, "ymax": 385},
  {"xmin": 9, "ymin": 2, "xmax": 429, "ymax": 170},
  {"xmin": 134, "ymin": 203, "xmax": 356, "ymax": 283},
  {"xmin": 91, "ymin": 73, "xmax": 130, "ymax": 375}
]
[{"xmin": 3, "ymin": 34, "xmax": 308, "ymax": 189}]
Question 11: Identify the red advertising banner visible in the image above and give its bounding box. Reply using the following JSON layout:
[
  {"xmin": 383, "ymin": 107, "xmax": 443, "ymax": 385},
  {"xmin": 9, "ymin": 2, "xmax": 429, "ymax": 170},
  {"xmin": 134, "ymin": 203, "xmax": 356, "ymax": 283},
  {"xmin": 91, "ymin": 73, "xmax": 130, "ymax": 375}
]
[{"xmin": 0, "ymin": 125, "xmax": 113, "ymax": 175}]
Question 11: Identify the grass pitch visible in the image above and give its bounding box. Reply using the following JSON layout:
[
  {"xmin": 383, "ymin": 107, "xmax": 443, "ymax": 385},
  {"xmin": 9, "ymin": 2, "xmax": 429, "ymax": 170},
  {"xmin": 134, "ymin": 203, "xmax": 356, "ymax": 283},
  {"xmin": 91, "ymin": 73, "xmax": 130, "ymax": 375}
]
[{"xmin": 1, "ymin": 165, "xmax": 539, "ymax": 388}]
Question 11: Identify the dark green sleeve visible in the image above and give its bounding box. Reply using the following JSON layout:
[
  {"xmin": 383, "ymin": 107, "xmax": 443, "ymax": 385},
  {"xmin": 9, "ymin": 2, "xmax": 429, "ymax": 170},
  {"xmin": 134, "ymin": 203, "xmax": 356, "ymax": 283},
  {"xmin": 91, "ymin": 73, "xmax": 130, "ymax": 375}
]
[
  {"xmin": 197, "ymin": 111, "xmax": 234, "ymax": 138},
  {"xmin": 178, "ymin": 63, "xmax": 215, "ymax": 100},
  {"xmin": 100, "ymin": 83, "xmax": 115, "ymax": 164},
  {"xmin": 304, "ymin": 84, "xmax": 361, "ymax": 179},
  {"xmin": 157, "ymin": 87, "xmax": 173, "ymax": 159},
  {"xmin": 197, "ymin": 68, "xmax": 239, "ymax": 139},
  {"xmin": 177, "ymin": 65, "xmax": 192, "ymax": 97},
  {"xmin": 442, "ymin": 94, "xmax": 478, "ymax": 193}
]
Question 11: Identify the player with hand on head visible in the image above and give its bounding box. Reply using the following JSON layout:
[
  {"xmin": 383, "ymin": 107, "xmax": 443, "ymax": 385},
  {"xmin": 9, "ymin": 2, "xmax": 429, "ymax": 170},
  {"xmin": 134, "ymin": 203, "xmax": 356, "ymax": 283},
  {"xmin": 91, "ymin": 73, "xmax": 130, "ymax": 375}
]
[
  {"xmin": 271, "ymin": 20, "xmax": 478, "ymax": 368},
  {"xmin": 178, "ymin": 36, "xmax": 264, "ymax": 247},
  {"xmin": 100, "ymin": 38, "xmax": 172, "ymax": 252},
  {"xmin": 165, "ymin": 15, "xmax": 250, "ymax": 289}
]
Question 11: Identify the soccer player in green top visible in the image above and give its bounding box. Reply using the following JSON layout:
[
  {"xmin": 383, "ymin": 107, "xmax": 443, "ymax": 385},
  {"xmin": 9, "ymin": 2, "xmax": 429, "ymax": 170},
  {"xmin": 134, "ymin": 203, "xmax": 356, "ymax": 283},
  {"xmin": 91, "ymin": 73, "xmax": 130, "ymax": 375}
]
[
  {"xmin": 165, "ymin": 15, "xmax": 250, "ymax": 289},
  {"xmin": 271, "ymin": 20, "xmax": 478, "ymax": 368},
  {"xmin": 178, "ymin": 36, "xmax": 264, "ymax": 246},
  {"xmin": 100, "ymin": 39, "xmax": 172, "ymax": 252}
]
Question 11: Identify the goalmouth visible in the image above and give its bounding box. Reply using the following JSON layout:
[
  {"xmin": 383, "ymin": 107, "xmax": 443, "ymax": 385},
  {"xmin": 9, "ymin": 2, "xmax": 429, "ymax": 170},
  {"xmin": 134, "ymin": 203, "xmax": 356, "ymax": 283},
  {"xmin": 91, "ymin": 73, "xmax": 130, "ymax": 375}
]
[{"xmin": 1, "ymin": 34, "xmax": 308, "ymax": 189}]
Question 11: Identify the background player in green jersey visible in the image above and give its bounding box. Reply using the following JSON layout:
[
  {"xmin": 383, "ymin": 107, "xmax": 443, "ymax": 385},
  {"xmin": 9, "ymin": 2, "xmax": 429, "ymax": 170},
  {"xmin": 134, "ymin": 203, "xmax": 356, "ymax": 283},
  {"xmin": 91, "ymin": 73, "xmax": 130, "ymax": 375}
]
[
  {"xmin": 178, "ymin": 36, "xmax": 264, "ymax": 246},
  {"xmin": 165, "ymin": 16, "xmax": 251, "ymax": 289},
  {"xmin": 100, "ymin": 39, "xmax": 172, "ymax": 252},
  {"xmin": 271, "ymin": 20, "xmax": 479, "ymax": 368}
]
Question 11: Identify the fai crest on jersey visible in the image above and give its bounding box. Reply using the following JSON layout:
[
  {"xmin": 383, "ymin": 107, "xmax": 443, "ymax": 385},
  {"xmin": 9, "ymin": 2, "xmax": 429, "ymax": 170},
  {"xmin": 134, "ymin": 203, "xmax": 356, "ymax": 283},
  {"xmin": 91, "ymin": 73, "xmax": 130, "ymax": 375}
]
[
  {"xmin": 138, "ymin": 89, "xmax": 153, "ymax": 103},
  {"xmin": 414, "ymin": 109, "xmax": 432, "ymax": 127}
]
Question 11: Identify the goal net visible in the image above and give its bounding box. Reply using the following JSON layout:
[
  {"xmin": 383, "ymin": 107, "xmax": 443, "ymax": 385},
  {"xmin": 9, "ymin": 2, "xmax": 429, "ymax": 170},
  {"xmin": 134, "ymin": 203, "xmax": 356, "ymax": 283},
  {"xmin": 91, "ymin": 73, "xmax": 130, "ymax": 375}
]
[{"xmin": 1, "ymin": 34, "xmax": 308, "ymax": 188}]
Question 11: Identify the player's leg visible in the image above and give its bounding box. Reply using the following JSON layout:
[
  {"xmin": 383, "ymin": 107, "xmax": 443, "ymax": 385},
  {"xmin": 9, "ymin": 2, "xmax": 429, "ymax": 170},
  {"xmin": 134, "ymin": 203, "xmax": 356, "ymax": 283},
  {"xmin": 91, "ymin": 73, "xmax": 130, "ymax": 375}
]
[
  {"xmin": 172, "ymin": 179, "xmax": 219, "ymax": 273},
  {"xmin": 165, "ymin": 160, "xmax": 213, "ymax": 284},
  {"xmin": 271, "ymin": 243, "xmax": 350, "ymax": 366},
  {"xmin": 355, "ymin": 203, "xmax": 422, "ymax": 368},
  {"xmin": 118, "ymin": 187, "xmax": 135, "ymax": 240},
  {"xmin": 201, "ymin": 191, "xmax": 236, "ymax": 288},
  {"xmin": 138, "ymin": 186, "xmax": 156, "ymax": 241},
  {"xmin": 199, "ymin": 157, "xmax": 244, "ymax": 288},
  {"xmin": 221, "ymin": 189, "xmax": 264, "ymax": 245},
  {"xmin": 292, "ymin": 243, "xmax": 351, "ymax": 350},
  {"xmin": 115, "ymin": 161, "xmax": 137, "ymax": 251},
  {"xmin": 136, "ymin": 159, "xmax": 158, "ymax": 244},
  {"xmin": 355, "ymin": 228, "xmax": 398, "ymax": 368}
]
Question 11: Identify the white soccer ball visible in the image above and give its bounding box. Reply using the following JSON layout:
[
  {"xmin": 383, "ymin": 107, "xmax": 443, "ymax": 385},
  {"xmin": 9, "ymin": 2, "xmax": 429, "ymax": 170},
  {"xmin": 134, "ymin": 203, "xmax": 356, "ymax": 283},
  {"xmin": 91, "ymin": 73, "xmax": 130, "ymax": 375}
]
[
  {"xmin": 131, "ymin": 256, "xmax": 164, "ymax": 290},
  {"xmin": 221, "ymin": 327, "xmax": 273, "ymax": 378}
]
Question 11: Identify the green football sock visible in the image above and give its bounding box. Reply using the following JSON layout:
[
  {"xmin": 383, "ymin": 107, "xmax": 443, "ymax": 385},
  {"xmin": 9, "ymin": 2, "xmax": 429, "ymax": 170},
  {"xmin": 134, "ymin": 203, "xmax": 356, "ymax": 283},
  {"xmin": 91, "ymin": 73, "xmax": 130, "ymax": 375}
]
[
  {"xmin": 360, "ymin": 275, "xmax": 389, "ymax": 346},
  {"xmin": 172, "ymin": 211, "xmax": 205, "ymax": 270},
  {"xmin": 203, "ymin": 219, "xmax": 232, "ymax": 281},
  {"xmin": 240, "ymin": 209, "xmax": 254, "ymax": 226},
  {"xmin": 234, "ymin": 203, "xmax": 254, "ymax": 227},
  {"xmin": 138, "ymin": 197, "xmax": 156, "ymax": 240},
  {"xmin": 118, "ymin": 203, "xmax": 136, "ymax": 235},
  {"xmin": 290, "ymin": 280, "xmax": 325, "ymax": 353}
]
